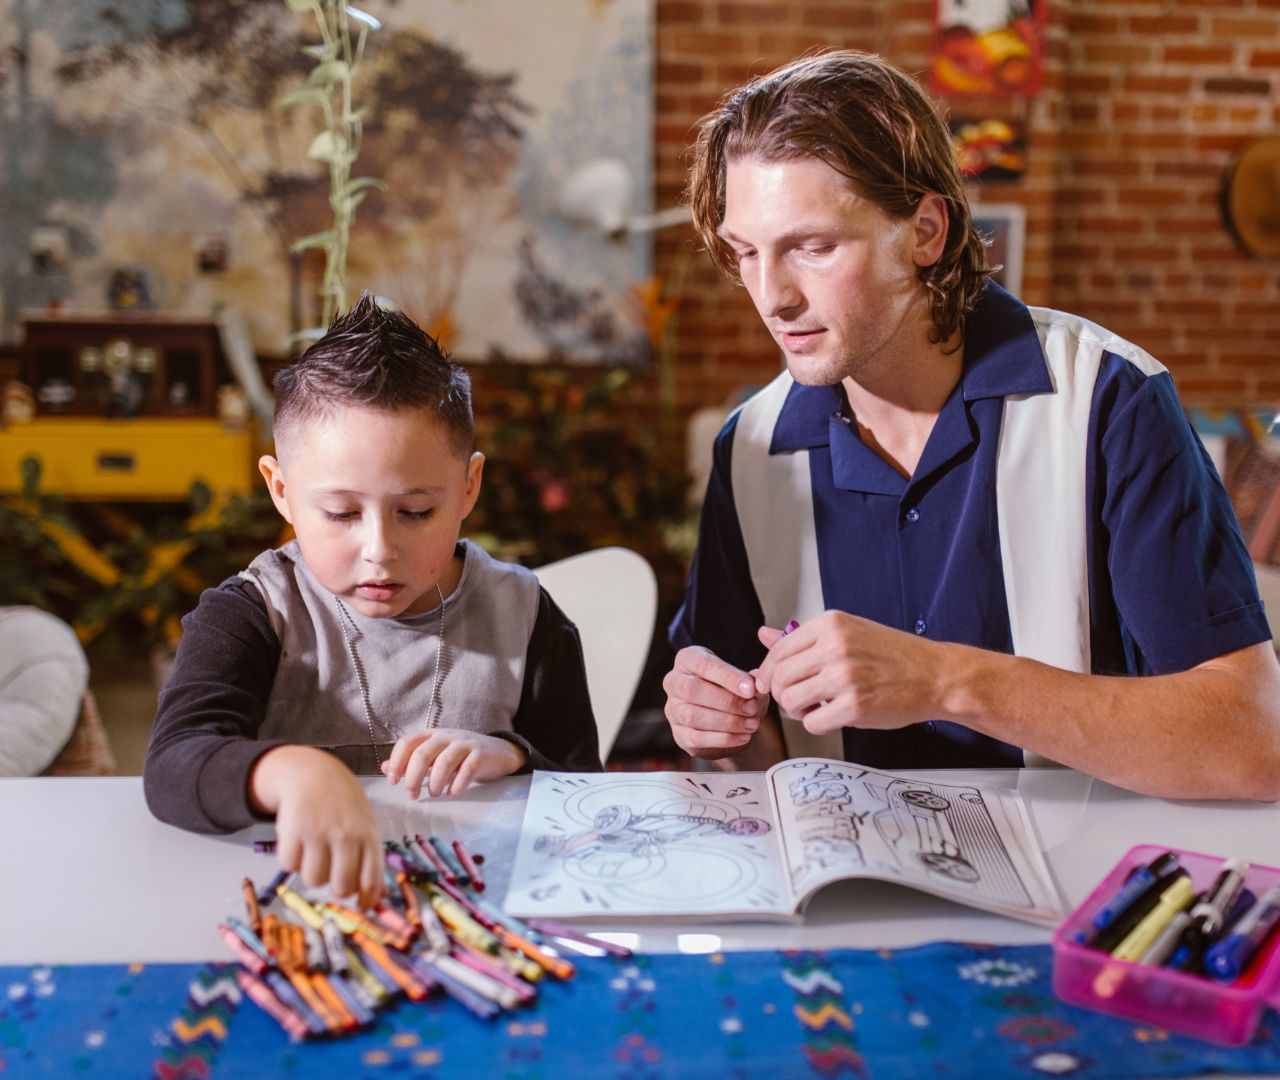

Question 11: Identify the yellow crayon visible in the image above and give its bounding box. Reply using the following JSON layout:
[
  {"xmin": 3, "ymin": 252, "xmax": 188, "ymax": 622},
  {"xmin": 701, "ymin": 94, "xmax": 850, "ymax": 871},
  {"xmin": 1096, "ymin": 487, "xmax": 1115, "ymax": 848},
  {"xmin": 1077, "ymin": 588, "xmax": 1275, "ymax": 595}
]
[{"xmin": 276, "ymin": 885, "xmax": 326, "ymax": 931}]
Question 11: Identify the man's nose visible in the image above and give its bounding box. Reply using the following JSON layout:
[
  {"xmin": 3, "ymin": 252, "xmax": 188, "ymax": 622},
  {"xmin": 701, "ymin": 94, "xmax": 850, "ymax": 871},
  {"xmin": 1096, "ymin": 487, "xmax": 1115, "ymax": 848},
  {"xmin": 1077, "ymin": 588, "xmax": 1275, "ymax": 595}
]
[{"xmin": 753, "ymin": 255, "xmax": 801, "ymax": 319}]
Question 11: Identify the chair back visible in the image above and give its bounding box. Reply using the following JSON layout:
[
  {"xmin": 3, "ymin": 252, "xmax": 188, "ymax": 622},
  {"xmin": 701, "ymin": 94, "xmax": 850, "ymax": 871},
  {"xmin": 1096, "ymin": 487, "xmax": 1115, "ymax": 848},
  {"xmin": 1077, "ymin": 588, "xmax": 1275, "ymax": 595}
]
[{"xmin": 533, "ymin": 547, "xmax": 658, "ymax": 761}]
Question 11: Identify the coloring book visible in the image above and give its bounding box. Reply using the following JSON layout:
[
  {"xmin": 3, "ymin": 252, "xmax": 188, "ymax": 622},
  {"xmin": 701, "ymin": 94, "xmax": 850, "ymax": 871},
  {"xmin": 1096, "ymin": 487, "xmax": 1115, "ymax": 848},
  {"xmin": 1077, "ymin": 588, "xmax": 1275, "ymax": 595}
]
[{"xmin": 504, "ymin": 758, "xmax": 1063, "ymax": 925}]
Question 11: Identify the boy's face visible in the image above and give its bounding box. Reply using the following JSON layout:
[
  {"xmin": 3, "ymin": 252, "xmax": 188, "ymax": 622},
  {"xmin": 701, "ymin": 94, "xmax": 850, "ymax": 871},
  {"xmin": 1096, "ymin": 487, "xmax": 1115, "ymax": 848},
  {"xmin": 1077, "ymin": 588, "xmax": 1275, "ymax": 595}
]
[{"xmin": 260, "ymin": 404, "xmax": 483, "ymax": 618}]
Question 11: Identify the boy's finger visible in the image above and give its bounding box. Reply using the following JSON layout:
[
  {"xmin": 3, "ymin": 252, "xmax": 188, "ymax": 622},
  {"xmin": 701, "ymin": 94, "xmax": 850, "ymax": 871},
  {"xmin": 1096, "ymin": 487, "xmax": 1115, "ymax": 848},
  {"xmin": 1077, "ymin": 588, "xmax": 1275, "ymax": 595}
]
[
  {"xmin": 329, "ymin": 842, "xmax": 360, "ymax": 903},
  {"xmin": 357, "ymin": 841, "xmax": 384, "ymax": 910},
  {"xmin": 299, "ymin": 843, "xmax": 331, "ymax": 891}
]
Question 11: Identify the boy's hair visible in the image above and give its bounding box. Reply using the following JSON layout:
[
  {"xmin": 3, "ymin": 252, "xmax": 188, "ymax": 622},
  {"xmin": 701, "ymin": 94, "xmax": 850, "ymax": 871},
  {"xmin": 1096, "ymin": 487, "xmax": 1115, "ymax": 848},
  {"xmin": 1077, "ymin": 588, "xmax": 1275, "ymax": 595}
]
[
  {"xmin": 687, "ymin": 50, "xmax": 991, "ymax": 344},
  {"xmin": 272, "ymin": 293, "xmax": 474, "ymax": 457}
]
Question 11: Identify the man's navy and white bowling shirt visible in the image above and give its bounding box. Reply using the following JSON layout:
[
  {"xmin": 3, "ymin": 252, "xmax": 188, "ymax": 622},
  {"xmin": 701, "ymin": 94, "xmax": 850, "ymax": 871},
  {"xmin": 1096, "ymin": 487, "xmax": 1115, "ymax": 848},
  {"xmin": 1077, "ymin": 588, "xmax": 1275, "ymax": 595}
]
[{"xmin": 670, "ymin": 283, "xmax": 1271, "ymax": 769}]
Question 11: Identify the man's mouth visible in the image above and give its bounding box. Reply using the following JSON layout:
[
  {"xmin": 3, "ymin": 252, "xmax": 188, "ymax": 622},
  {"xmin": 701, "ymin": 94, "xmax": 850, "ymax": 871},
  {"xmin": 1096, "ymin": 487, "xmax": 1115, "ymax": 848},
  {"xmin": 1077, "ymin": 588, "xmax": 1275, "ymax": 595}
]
[{"xmin": 778, "ymin": 328, "xmax": 826, "ymax": 351}]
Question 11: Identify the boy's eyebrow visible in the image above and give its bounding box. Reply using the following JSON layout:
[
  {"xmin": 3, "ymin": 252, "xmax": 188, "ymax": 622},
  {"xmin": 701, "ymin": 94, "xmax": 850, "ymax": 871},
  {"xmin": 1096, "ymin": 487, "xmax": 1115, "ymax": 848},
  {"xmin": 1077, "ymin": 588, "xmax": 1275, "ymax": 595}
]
[{"xmin": 318, "ymin": 487, "xmax": 446, "ymax": 497}]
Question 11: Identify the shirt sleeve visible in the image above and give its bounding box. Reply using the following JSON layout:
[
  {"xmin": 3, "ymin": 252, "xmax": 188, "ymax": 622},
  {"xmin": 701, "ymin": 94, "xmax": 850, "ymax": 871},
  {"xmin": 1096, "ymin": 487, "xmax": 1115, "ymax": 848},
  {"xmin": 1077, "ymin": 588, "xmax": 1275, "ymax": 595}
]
[
  {"xmin": 668, "ymin": 413, "xmax": 769, "ymax": 673},
  {"xmin": 142, "ymin": 576, "xmax": 288, "ymax": 833},
  {"xmin": 1094, "ymin": 364, "xmax": 1272, "ymax": 673},
  {"xmin": 500, "ymin": 586, "xmax": 603, "ymax": 772}
]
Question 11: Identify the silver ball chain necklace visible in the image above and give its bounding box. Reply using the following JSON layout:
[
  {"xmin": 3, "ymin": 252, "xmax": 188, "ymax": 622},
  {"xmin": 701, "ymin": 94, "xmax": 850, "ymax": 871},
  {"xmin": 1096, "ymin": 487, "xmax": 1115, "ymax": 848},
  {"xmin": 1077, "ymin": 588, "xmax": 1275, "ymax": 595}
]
[{"xmin": 333, "ymin": 582, "xmax": 445, "ymax": 768}]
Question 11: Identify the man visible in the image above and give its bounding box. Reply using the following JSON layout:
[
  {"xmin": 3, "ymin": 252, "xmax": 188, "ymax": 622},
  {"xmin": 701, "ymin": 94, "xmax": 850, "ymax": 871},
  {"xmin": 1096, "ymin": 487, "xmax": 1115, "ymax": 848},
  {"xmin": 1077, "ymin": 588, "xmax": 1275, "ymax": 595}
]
[{"xmin": 664, "ymin": 50, "xmax": 1280, "ymax": 800}]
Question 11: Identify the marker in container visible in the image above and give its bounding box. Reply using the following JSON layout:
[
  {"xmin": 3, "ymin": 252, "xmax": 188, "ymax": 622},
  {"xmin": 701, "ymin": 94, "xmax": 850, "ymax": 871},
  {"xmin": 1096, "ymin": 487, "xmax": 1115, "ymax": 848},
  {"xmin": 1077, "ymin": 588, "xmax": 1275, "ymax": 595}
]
[
  {"xmin": 1092, "ymin": 851, "xmax": 1180, "ymax": 930},
  {"xmin": 1138, "ymin": 909, "xmax": 1193, "ymax": 967},
  {"xmin": 1111, "ymin": 874, "xmax": 1195, "ymax": 962},
  {"xmin": 253, "ymin": 839, "xmax": 277, "ymax": 853},
  {"xmin": 1088, "ymin": 867, "xmax": 1190, "ymax": 953},
  {"xmin": 1174, "ymin": 858, "xmax": 1248, "ymax": 972},
  {"xmin": 1205, "ymin": 885, "xmax": 1280, "ymax": 982}
]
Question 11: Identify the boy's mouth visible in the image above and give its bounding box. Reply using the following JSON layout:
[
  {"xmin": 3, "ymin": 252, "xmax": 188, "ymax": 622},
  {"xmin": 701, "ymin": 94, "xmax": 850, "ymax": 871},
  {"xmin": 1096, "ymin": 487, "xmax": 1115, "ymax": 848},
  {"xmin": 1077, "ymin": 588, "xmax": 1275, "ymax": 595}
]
[{"xmin": 357, "ymin": 580, "xmax": 403, "ymax": 601}]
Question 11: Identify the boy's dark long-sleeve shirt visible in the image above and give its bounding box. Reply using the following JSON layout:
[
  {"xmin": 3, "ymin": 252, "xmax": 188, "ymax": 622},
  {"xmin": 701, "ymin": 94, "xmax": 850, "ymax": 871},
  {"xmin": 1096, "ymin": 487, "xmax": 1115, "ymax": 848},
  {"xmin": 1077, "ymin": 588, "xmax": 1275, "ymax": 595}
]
[{"xmin": 145, "ymin": 542, "xmax": 601, "ymax": 832}]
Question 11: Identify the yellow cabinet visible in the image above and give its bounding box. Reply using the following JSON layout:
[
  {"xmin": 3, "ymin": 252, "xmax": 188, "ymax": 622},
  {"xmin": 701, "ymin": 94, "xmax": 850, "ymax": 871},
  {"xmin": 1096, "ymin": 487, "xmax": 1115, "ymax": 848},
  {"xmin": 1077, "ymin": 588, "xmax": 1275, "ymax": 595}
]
[{"xmin": 0, "ymin": 418, "xmax": 255, "ymax": 499}]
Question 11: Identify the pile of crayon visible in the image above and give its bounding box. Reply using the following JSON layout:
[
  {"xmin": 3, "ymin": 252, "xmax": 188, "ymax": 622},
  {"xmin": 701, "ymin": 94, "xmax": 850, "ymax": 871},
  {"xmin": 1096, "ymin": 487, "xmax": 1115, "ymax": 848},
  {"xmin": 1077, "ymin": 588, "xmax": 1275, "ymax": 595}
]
[
  {"xmin": 1078, "ymin": 851, "xmax": 1280, "ymax": 986},
  {"xmin": 220, "ymin": 833, "xmax": 630, "ymax": 1039}
]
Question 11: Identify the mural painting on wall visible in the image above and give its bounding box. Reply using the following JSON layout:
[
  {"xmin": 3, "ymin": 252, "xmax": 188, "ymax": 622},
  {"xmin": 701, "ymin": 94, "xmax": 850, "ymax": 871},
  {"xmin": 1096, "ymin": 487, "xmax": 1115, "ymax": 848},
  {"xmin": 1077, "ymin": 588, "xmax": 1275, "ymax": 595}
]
[
  {"xmin": 931, "ymin": 0, "xmax": 1046, "ymax": 98},
  {"xmin": 0, "ymin": 1, "xmax": 654, "ymax": 364}
]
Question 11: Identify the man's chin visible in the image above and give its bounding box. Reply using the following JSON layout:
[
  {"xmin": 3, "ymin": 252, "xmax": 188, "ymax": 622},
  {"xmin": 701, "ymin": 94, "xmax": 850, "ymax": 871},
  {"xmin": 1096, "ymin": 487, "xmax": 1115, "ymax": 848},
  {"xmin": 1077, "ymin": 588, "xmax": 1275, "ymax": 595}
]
[{"xmin": 782, "ymin": 353, "xmax": 844, "ymax": 387}]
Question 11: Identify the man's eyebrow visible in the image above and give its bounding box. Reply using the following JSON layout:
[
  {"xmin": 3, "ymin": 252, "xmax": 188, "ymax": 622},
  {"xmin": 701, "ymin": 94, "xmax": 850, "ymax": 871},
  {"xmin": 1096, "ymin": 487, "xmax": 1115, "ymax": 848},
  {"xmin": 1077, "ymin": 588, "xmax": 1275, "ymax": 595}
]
[{"xmin": 717, "ymin": 225, "xmax": 841, "ymax": 247}]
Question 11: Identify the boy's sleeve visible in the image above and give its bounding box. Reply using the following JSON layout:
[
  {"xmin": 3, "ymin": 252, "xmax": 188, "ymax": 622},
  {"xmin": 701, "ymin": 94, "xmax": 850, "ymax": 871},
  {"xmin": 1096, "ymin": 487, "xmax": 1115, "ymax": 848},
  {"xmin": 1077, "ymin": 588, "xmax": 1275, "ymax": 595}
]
[
  {"xmin": 501, "ymin": 587, "xmax": 603, "ymax": 773},
  {"xmin": 142, "ymin": 576, "xmax": 287, "ymax": 833}
]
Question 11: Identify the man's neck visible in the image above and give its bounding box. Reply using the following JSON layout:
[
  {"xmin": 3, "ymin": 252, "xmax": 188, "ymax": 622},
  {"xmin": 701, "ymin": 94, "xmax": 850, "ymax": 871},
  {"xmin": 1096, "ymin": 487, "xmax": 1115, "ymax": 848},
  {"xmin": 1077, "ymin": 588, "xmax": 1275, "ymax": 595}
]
[{"xmin": 841, "ymin": 329, "xmax": 964, "ymax": 480}]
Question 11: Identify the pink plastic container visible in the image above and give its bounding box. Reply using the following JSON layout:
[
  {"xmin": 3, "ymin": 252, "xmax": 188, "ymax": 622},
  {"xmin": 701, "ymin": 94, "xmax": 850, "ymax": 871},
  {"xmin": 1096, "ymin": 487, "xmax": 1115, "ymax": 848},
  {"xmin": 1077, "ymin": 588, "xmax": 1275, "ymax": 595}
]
[{"xmin": 1052, "ymin": 844, "xmax": 1280, "ymax": 1046}]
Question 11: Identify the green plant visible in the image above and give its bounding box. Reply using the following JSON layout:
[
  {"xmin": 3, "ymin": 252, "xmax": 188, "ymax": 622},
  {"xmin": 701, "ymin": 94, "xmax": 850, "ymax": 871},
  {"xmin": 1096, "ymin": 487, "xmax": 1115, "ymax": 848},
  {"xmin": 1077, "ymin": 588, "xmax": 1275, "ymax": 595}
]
[
  {"xmin": 278, "ymin": 0, "xmax": 386, "ymax": 337},
  {"xmin": 468, "ymin": 365, "xmax": 691, "ymax": 574}
]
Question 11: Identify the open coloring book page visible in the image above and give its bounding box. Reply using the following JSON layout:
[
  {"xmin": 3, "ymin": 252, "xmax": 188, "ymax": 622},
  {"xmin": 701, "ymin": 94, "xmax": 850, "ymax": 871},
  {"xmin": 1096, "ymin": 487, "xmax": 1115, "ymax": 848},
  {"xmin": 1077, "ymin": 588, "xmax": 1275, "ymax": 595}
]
[
  {"xmin": 770, "ymin": 759, "xmax": 1063, "ymax": 924},
  {"xmin": 505, "ymin": 772, "xmax": 788, "ymax": 920},
  {"xmin": 504, "ymin": 762, "xmax": 1063, "ymax": 924}
]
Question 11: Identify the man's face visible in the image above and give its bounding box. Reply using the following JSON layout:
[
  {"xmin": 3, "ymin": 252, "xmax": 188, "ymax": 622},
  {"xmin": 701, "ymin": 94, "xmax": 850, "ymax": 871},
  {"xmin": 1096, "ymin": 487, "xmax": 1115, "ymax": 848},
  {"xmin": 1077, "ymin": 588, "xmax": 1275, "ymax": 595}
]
[
  {"xmin": 719, "ymin": 156, "xmax": 939, "ymax": 387},
  {"xmin": 260, "ymin": 405, "xmax": 482, "ymax": 618}
]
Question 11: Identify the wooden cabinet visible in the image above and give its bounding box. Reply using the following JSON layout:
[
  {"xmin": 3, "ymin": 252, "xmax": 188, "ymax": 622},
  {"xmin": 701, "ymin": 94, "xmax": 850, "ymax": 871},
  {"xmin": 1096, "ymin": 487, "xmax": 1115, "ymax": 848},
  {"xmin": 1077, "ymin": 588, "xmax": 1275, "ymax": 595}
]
[
  {"xmin": 2, "ymin": 314, "xmax": 257, "ymax": 498},
  {"xmin": 20, "ymin": 314, "xmax": 233, "ymax": 419}
]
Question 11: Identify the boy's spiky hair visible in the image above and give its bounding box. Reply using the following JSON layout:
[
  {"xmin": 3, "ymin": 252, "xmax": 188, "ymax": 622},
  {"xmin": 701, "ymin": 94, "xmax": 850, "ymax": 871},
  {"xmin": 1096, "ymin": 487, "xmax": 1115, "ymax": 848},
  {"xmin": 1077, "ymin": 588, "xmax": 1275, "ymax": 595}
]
[{"xmin": 273, "ymin": 293, "xmax": 473, "ymax": 457}]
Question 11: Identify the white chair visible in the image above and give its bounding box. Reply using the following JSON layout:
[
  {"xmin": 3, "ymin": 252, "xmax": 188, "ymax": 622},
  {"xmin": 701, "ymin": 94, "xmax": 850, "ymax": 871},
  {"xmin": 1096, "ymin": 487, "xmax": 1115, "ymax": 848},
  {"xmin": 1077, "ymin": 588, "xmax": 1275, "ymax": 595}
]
[{"xmin": 533, "ymin": 547, "xmax": 658, "ymax": 761}]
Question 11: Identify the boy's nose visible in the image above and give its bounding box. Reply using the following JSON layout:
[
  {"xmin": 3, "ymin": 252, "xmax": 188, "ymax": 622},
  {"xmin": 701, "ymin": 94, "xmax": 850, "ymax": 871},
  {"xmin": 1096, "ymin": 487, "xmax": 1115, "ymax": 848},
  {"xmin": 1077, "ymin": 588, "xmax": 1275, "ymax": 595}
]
[{"xmin": 361, "ymin": 519, "xmax": 397, "ymax": 563}]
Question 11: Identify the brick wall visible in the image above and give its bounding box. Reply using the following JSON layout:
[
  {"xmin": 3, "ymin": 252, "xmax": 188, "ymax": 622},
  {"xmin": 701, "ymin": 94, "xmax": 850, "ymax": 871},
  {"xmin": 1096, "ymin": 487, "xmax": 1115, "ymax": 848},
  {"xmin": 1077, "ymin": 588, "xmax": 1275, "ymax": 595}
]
[{"xmin": 649, "ymin": 0, "xmax": 1280, "ymax": 415}]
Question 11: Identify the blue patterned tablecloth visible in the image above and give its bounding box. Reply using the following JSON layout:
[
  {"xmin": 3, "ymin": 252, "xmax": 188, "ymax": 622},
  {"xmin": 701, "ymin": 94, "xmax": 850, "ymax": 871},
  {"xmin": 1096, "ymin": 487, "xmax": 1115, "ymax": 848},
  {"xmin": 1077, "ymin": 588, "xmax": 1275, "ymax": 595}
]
[{"xmin": 3, "ymin": 942, "xmax": 1277, "ymax": 1079}]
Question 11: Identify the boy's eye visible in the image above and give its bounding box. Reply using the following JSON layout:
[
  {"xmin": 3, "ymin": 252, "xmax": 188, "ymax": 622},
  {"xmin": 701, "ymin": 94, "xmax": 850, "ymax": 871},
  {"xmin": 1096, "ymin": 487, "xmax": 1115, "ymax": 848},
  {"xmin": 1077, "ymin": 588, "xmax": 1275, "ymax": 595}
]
[
  {"xmin": 401, "ymin": 509, "xmax": 434, "ymax": 521},
  {"xmin": 323, "ymin": 510, "xmax": 359, "ymax": 522}
]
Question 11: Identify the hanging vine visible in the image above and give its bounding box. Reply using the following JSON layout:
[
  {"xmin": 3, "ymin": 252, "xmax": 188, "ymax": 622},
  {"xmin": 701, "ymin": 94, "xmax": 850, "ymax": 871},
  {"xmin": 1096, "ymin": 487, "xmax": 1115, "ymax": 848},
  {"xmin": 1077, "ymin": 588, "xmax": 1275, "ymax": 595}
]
[{"xmin": 277, "ymin": 0, "xmax": 386, "ymax": 339}]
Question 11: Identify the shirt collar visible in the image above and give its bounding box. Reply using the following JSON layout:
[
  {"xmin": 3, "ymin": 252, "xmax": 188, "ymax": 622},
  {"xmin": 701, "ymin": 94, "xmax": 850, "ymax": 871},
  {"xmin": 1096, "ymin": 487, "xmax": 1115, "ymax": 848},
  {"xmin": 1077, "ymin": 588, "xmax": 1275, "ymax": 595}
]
[{"xmin": 769, "ymin": 280, "xmax": 1050, "ymax": 455}]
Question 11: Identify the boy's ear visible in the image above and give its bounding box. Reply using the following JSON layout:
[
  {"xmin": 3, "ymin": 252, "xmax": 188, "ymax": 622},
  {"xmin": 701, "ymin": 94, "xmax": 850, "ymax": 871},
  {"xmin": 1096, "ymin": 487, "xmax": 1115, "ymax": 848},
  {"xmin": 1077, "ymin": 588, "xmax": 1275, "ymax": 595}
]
[
  {"xmin": 258, "ymin": 455, "xmax": 294, "ymax": 524},
  {"xmin": 910, "ymin": 193, "xmax": 949, "ymax": 268},
  {"xmin": 461, "ymin": 451, "xmax": 484, "ymax": 518}
]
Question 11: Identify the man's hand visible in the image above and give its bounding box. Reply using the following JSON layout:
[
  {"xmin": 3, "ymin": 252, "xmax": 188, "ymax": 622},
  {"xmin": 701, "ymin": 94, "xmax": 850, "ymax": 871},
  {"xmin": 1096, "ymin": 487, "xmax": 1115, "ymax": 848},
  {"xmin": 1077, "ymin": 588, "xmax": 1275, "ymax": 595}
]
[
  {"xmin": 754, "ymin": 612, "xmax": 946, "ymax": 734},
  {"xmin": 382, "ymin": 729, "xmax": 527, "ymax": 799},
  {"xmin": 662, "ymin": 645, "xmax": 771, "ymax": 759},
  {"xmin": 250, "ymin": 745, "xmax": 385, "ymax": 909}
]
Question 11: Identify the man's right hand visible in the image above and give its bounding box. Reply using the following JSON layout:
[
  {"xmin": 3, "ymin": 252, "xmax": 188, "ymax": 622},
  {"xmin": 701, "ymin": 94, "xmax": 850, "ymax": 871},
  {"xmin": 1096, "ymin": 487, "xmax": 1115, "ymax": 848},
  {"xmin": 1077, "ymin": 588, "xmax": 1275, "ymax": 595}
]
[{"xmin": 662, "ymin": 645, "xmax": 772, "ymax": 761}]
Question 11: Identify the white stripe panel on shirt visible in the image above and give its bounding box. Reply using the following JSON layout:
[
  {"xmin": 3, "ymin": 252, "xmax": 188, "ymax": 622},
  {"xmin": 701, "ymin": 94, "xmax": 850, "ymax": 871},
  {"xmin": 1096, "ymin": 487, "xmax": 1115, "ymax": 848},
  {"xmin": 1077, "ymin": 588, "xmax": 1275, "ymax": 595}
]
[
  {"xmin": 1002, "ymin": 310, "xmax": 1166, "ymax": 766},
  {"xmin": 732, "ymin": 371, "xmax": 842, "ymax": 760}
]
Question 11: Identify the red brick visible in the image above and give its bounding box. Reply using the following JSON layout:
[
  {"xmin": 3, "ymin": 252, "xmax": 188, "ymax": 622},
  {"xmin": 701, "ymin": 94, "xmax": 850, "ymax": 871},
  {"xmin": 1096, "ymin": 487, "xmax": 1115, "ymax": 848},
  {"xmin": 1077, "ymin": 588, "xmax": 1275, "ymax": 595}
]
[{"xmin": 1163, "ymin": 45, "xmax": 1236, "ymax": 65}]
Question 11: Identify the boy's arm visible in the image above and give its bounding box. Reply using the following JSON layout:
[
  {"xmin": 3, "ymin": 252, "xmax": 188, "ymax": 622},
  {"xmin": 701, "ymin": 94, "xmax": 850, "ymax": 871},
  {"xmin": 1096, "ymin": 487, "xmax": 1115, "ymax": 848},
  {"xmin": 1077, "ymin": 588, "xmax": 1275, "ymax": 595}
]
[
  {"xmin": 143, "ymin": 577, "xmax": 289, "ymax": 832},
  {"xmin": 502, "ymin": 587, "xmax": 603, "ymax": 772}
]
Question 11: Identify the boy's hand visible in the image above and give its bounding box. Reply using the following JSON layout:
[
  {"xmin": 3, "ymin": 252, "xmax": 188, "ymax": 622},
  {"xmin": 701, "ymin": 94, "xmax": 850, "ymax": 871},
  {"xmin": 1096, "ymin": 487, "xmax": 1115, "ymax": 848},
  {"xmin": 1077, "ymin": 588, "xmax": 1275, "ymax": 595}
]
[
  {"xmin": 382, "ymin": 729, "xmax": 527, "ymax": 799},
  {"xmin": 250, "ymin": 745, "xmax": 385, "ymax": 909}
]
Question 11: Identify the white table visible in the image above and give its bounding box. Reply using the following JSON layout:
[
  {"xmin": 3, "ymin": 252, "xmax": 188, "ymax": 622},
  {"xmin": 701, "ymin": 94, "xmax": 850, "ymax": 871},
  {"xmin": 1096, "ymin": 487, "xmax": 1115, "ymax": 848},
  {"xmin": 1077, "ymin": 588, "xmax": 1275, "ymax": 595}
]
[{"xmin": 2, "ymin": 769, "xmax": 1277, "ymax": 965}]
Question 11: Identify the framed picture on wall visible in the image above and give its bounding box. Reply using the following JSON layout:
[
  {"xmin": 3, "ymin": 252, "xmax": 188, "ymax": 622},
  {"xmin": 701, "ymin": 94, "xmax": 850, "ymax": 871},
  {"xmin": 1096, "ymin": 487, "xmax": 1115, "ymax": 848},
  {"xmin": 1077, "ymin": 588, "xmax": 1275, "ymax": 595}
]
[{"xmin": 972, "ymin": 202, "xmax": 1026, "ymax": 298}]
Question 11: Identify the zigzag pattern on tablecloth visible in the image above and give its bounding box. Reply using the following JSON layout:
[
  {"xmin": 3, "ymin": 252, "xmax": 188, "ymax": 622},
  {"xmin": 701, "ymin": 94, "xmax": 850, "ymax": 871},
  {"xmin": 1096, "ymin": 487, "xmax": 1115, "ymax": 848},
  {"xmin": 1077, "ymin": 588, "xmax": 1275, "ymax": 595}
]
[
  {"xmin": 780, "ymin": 951, "xmax": 866, "ymax": 1078},
  {"xmin": 153, "ymin": 964, "xmax": 242, "ymax": 1080}
]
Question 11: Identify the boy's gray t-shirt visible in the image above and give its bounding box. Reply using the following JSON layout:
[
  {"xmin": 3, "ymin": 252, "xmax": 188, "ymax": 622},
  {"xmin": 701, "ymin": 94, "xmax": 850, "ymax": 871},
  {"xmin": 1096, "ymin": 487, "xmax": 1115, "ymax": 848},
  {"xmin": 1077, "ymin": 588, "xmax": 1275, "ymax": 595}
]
[{"xmin": 240, "ymin": 538, "xmax": 539, "ymax": 770}]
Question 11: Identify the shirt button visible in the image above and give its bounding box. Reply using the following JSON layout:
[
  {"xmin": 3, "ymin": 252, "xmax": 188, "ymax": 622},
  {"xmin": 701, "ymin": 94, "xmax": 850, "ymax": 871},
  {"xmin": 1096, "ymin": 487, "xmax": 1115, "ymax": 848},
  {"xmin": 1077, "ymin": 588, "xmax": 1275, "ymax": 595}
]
[
  {"xmin": 914, "ymin": 618, "xmax": 927, "ymax": 635},
  {"xmin": 905, "ymin": 507, "xmax": 920, "ymax": 523}
]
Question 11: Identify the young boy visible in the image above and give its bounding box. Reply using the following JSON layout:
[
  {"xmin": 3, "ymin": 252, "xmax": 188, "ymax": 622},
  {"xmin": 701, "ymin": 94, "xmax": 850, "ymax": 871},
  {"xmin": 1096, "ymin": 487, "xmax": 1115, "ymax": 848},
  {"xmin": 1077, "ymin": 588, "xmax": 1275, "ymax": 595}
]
[{"xmin": 144, "ymin": 295, "xmax": 602, "ymax": 908}]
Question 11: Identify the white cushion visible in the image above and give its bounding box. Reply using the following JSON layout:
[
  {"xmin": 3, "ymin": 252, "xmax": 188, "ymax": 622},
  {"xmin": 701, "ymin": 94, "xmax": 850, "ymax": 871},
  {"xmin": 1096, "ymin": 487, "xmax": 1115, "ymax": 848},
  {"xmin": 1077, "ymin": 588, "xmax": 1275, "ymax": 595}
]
[{"xmin": 0, "ymin": 608, "xmax": 89, "ymax": 776}]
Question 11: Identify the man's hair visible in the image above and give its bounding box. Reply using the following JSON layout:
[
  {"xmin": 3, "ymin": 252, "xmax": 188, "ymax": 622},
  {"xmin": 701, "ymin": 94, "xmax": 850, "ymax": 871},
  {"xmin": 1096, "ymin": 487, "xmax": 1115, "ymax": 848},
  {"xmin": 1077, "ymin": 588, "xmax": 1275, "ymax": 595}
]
[
  {"xmin": 687, "ymin": 50, "xmax": 991, "ymax": 344},
  {"xmin": 272, "ymin": 293, "xmax": 473, "ymax": 457}
]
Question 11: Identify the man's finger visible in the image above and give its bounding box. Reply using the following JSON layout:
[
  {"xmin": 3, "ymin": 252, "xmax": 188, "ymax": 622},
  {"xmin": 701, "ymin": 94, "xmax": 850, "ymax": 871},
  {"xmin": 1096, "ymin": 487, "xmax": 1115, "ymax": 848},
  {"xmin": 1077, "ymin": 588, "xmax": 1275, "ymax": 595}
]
[
  {"xmin": 674, "ymin": 646, "xmax": 756, "ymax": 697},
  {"xmin": 663, "ymin": 669, "xmax": 759, "ymax": 716},
  {"xmin": 666, "ymin": 700, "xmax": 759, "ymax": 734}
]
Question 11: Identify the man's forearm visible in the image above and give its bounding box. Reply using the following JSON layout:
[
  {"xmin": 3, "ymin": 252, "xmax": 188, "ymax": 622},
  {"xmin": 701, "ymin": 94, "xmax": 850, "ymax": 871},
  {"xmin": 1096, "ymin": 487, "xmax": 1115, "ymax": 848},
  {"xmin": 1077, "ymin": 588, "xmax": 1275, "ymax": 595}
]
[{"xmin": 937, "ymin": 640, "xmax": 1280, "ymax": 801}]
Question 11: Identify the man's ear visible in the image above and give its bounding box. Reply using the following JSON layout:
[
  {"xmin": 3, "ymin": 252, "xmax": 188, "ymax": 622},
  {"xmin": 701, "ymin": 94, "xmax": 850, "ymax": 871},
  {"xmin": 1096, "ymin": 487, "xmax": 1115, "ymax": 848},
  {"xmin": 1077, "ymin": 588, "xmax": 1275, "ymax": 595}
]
[
  {"xmin": 258, "ymin": 455, "xmax": 294, "ymax": 524},
  {"xmin": 911, "ymin": 193, "xmax": 950, "ymax": 268},
  {"xmin": 461, "ymin": 451, "xmax": 485, "ymax": 518}
]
